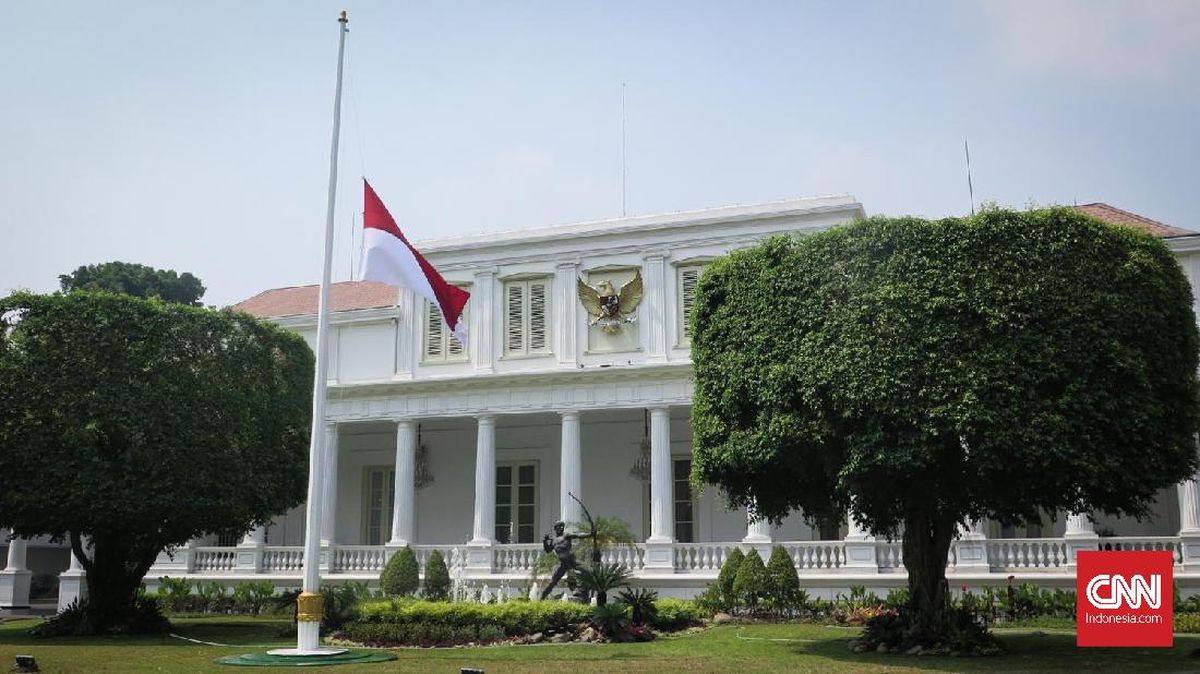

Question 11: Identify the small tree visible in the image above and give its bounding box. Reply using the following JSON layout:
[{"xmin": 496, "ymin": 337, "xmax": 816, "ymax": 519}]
[
  {"xmin": 423, "ymin": 550, "xmax": 451, "ymax": 601},
  {"xmin": 0, "ymin": 292, "xmax": 311, "ymax": 634},
  {"xmin": 59, "ymin": 261, "xmax": 206, "ymax": 306},
  {"xmin": 716, "ymin": 547, "xmax": 744, "ymax": 609},
  {"xmin": 765, "ymin": 545, "xmax": 800, "ymax": 611},
  {"xmin": 732, "ymin": 549, "xmax": 767, "ymax": 609},
  {"xmin": 692, "ymin": 207, "xmax": 1200, "ymax": 645},
  {"xmin": 380, "ymin": 546, "xmax": 419, "ymax": 597}
]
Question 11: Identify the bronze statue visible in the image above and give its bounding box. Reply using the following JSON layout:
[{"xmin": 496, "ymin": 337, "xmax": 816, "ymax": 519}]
[{"xmin": 539, "ymin": 520, "xmax": 583, "ymax": 600}]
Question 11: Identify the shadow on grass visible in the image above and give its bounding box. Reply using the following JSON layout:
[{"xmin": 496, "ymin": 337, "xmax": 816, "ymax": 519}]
[
  {"xmin": 794, "ymin": 629, "xmax": 1200, "ymax": 672},
  {"xmin": 0, "ymin": 617, "xmax": 295, "ymax": 649}
]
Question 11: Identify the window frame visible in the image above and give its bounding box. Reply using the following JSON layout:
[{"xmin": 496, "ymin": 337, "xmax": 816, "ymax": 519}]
[
  {"xmin": 360, "ymin": 466, "xmax": 396, "ymax": 546},
  {"xmin": 495, "ymin": 460, "xmax": 540, "ymax": 544},
  {"xmin": 675, "ymin": 262, "xmax": 709, "ymax": 348},
  {"xmin": 421, "ymin": 286, "xmax": 470, "ymax": 365},
  {"xmin": 503, "ymin": 277, "xmax": 553, "ymax": 358}
]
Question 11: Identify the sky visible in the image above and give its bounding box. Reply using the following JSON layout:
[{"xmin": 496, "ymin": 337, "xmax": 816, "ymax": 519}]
[{"xmin": 2, "ymin": 1, "xmax": 1198, "ymax": 307}]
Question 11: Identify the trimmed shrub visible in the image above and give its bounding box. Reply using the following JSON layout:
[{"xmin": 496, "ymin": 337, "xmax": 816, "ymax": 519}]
[
  {"xmin": 1175, "ymin": 613, "xmax": 1200, "ymax": 633},
  {"xmin": 652, "ymin": 598, "xmax": 702, "ymax": 631},
  {"xmin": 716, "ymin": 547, "xmax": 744, "ymax": 609},
  {"xmin": 380, "ymin": 546, "xmax": 419, "ymax": 597},
  {"xmin": 322, "ymin": 582, "xmax": 373, "ymax": 631},
  {"xmin": 765, "ymin": 545, "xmax": 799, "ymax": 609},
  {"xmin": 732, "ymin": 549, "xmax": 767, "ymax": 608},
  {"xmin": 353, "ymin": 599, "xmax": 591, "ymax": 638},
  {"xmin": 423, "ymin": 550, "xmax": 451, "ymax": 601}
]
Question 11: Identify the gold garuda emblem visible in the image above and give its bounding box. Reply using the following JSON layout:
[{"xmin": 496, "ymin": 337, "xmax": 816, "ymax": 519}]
[{"xmin": 577, "ymin": 270, "xmax": 644, "ymax": 334}]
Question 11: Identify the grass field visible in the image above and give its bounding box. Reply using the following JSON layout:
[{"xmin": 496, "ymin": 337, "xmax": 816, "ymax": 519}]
[{"xmin": 2, "ymin": 617, "xmax": 1199, "ymax": 673}]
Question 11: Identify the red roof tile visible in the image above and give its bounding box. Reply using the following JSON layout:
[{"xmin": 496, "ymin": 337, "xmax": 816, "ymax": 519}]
[
  {"xmin": 1073, "ymin": 203, "xmax": 1194, "ymax": 238},
  {"xmin": 233, "ymin": 281, "xmax": 397, "ymax": 318}
]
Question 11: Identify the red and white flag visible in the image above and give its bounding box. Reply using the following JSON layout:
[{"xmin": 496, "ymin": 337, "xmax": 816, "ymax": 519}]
[{"xmin": 359, "ymin": 179, "xmax": 470, "ymax": 345}]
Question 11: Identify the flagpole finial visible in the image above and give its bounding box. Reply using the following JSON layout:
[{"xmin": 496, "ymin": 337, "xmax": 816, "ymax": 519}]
[{"xmin": 338, "ymin": 10, "xmax": 348, "ymax": 24}]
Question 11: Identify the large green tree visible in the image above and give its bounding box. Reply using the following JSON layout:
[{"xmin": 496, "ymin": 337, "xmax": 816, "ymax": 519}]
[
  {"xmin": 0, "ymin": 291, "xmax": 312, "ymax": 633},
  {"xmin": 691, "ymin": 207, "xmax": 1200, "ymax": 644},
  {"xmin": 59, "ymin": 261, "xmax": 206, "ymax": 306}
]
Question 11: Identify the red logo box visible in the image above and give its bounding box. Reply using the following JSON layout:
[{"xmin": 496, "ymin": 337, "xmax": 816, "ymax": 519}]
[{"xmin": 1076, "ymin": 550, "xmax": 1173, "ymax": 647}]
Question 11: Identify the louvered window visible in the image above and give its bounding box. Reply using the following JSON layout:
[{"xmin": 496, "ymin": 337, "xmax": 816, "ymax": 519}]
[
  {"xmin": 677, "ymin": 265, "xmax": 707, "ymax": 346},
  {"xmin": 504, "ymin": 279, "xmax": 552, "ymax": 357},
  {"xmin": 423, "ymin": 295, "xmax": 468, "ymax": 363}
]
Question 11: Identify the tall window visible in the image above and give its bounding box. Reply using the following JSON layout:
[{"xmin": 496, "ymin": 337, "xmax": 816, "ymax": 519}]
[
  {"xmin": 496, "ymin": 463, "xmax": 538, "ymax": 544},
  {"xmin": 505, "ymin": 279, "xmax": 550, "ymax": 357},
  {"xmin": 424, "ymin": 299, "xmax": 468, "ymax": 363},
  {"xmin": 677, "ymin": 265, "xmax": 707, "ymax": 347},
  {"xmin": 673, "ymin": 458, "xmax": 695, "ymax": 543},
  {"xmin": 362, "ymin": 467, "xmax": 395, "ymax": 546}
]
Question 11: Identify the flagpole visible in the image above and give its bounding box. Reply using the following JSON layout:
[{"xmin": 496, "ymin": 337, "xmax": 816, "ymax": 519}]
[{"xmin": 292, "ymin": 9, "xmax": 349, "ymax": 656}]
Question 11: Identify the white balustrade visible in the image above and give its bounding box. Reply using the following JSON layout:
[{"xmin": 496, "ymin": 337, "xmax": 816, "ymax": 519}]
[
  {"xmin": 987, "ymin": 539, "xmax": 1068, "ymax": 569},
  {"xmin": 333, "ymin": 546, "xmax": 388, "ymax": 572},
  {"xmin": 192, "ymin": 548, "xmax": 237, "ymax": 572},
  {"xmin": 262, "ymin": 547, "xmax": 304, "ymax": 572},
  {"xmin": 674, "ymin": 543, "xmax": 736, "ymax": 571},
  {"xmin": 784, "ymin": 542, "xmax": 848, "ymax": 570},
  {"xmin": 600, "ymin": 544, "xmax": 646, "ymax": 570},
  {"xmin": 874, "ymin": 541, "xmax": 903, "ymax": 570},
  {"xmin": 492, "ymin": 544, "xmax": 544, "ymax": 573},
  {"xmin": 1092, "ymin": 537, "xmax": 1183, "ymax": 563}
]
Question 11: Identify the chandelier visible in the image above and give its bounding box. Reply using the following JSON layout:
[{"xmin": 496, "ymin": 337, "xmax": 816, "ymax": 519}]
[
  {"xmin": 629, "ymin": 410, "xmax": 651, "ymax": 481},
  {"xmin": 414, "ymin": 424, "xmax": 434, "ymax": 490}
]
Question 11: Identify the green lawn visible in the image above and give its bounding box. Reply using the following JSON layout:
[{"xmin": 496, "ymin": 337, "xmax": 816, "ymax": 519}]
[{"xmin": 2, "ymin": 617, "xmax": 1199, "ymax": 673}]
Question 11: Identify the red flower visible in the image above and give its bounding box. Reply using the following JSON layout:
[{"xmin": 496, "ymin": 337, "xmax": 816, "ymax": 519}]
[{"xmin": 960, "ymin": 585, "xmax": 968, "ymax": 592}]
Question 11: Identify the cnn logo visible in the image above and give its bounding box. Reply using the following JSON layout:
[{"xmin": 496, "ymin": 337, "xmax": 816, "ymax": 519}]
[
  {"xmin": 1084, "ymin": 573, "xmax": 1161, "ymax": 609},
  {"xmin": 1076, "ymin": 550, "xmax": 1173, "ymax": 647}
]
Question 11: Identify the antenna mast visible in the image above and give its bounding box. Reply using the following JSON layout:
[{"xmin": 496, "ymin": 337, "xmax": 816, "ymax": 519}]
[
  {"xmin": 621, "ymin": 82, "xmax": 627, "ymax": 217},
  {"xmin": 964, "ymin": 139, "xmax": 975, "ymax": 216}
]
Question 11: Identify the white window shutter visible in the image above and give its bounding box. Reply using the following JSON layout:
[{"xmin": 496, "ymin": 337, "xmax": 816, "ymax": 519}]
[
  {"xmin": 529, "ymin": 281, "xmax": 547, "ymax": 351},
  {"xmin": 448, "ymin": 304, "xmax": 465, "ymax": 356},
  {"xmin": 426, "ymin": 302, "xmax": 444, "ymax": 359},
  {"xmin": 680, "ymin": 267, "xmax": 701, "ymax": 341},
  {"xmin": 506, "ymin": 283, "xmax": 524, "ymax": 353}
]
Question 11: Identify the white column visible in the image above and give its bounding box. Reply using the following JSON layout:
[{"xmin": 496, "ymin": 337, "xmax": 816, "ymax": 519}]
[
  {"xmin": 58, "ymin": 537, "xmax": 88, "ymax": 611},
  {"xmin": 1179, "ymin": 476, "xmax": 1200, "ymax": 569},
  {"xmin": 320, "ymin": 422, "xmax": 340, "ymax": 546},
  {"xmin": 644, "ymin": 407, "xmax": 675, "ymax": 571},
  {"xmin": 648, "ymin": 407, "xmax": 673, "ymax": 542},
  {"xmin": 952, "ymin": 519, "xmax": 989, "ymax": 572},
  {"xmin": 643, "ymin": 253, "xmax": 669, "ymax": 362},
  {"xmin": 1064, "ymin": 511, "xmax": 1098, "ymax": 568},
  {"xmin": 236, "ymin": 524, "xmax": 267, "ymax": 572},
  {"xmin": 842, "ymin": 509, "xmax": 878, "ymax": 573},
  {"xmin": 472, "ymin": 268, "xmax": 497, "ymax": 373},
  {"xmin": 388, "ymin": 420, "xmax": 417, "ymax": 548},
  {"xmin": 0, "ymin": 534, "xmax": 31, "ymax": 609},
  {"xmin": 743, "ymin": 505, "xmax": 772, "ymax": 560},
  {"xmin": 468, "ymin": 415, "xmax": 497, "ymax": 571},
  {"xmin": 554, "ymin": 262, "xmax": 579, "ymax": 368},
  {"xmin": 393, "ymin": 289, "xmax": 415, "ymax": 380},
  {"xmin": 559, "ymin": 411, "xmax": 583, "ymax": 529}
]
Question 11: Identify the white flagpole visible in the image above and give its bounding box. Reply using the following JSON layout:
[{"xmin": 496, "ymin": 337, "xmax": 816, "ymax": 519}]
[{"xmin": 292, "ymin": 9, "xmax": 349, "ymax": 656}]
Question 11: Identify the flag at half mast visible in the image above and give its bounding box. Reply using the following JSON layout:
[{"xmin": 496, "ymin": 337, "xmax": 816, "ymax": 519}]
[{"xmin": 359, "ymin": 179, "xmax": 470, "ymax": 345}]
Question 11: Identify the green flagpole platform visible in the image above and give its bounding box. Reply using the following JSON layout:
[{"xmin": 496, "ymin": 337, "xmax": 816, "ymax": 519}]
[{"xmin": 216, "ymin": 650, "xmax": 396, "ymax": 667}]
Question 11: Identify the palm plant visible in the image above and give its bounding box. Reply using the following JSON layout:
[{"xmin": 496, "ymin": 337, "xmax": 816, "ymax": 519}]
[
  {"xmin": 617, "ymin": 587, "xmax": 659, "ymax": 625},
  {"xmin": 576, "ymin": 563, "xmax": 633, "ymax": 606}
]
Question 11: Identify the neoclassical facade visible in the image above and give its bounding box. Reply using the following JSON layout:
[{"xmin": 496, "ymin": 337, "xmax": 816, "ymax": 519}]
[{"xmin": 4, "ymin": 199, "xmax": 1200, "ymax": 608}]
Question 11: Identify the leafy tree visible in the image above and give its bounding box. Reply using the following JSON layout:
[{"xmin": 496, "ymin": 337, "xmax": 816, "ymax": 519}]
[
  {"xmin": 765, "ymin": 545, "xmax": 799, "ymax": 609},
  {"xmin": 715, "ymin": 547, "xmax": 744, "ymax": 609},
  {"xmin": 732, "ymin": 549, "xmax": 767, "ymax": 608},
  {"xmin": 59, "ymin": 261, "xmax": 206, "ymax": 306},
  {"xmin": 381, "ymin": 546, "xmax": 419, "ymax": 596},
  {"xmin": 423, "ymin": 550, "xmax": 451, "ymax": 601},
  {"xmin": 0, "ymin": 291, "xmax": 312, "ymax": 634},
  {"xmin": 691, "ymin": 207, "xmax": 1200, "ymax": 645}
]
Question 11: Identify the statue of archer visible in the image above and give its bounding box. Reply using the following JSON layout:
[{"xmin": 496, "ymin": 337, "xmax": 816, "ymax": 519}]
[{"xmin": 539, "ymin": 492, "xmax": 600, "ymax": 601}]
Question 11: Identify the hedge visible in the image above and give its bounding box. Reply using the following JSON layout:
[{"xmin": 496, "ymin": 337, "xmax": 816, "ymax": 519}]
[{"xmin": 355, "ymin": 599, "xmax": 592, "ymax": 636}]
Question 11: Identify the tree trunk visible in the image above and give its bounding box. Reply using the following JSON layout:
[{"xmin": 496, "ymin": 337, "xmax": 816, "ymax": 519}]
[
  {"xmin": 901, "ymin": 509, "xmax": 956, "ymax": 645},
  {"xmin": 73, "ymin": 531, "xmax": 163, "ymax": 634}
]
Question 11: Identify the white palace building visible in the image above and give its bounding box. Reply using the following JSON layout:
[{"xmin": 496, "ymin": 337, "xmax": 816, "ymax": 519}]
[{"xmin": 4, "ymin": 197, "xmax": 1200, "ymax": 608}]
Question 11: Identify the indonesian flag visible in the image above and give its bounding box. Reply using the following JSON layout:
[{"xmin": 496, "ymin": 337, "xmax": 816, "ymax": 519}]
[{"xmin": 359, "ymin": 179, "xmax": 470, "ymax": 346}]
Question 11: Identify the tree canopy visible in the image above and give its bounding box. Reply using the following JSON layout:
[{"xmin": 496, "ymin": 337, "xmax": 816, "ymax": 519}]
[
  {"xmin": 690, "ymin": 207, "xmax": 1200, "ymax": 643},
  {"xmin": 0, "ymin": 291, "xmax": 312, "ymax": 633},
  {"xmin": 59, "ymin": 261, "xmax": 206, "ymax": 306}
]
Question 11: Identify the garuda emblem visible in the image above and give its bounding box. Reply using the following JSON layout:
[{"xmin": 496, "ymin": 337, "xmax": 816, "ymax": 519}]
[{"xmin": 577, "ymin": 270, "xmax": 644, "ymax": 334}]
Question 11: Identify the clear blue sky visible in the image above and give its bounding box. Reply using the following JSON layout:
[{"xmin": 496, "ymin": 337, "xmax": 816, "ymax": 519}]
[{"xmin": 3, "ymin": 1, "xmax": 1197, "ymax": 307}]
